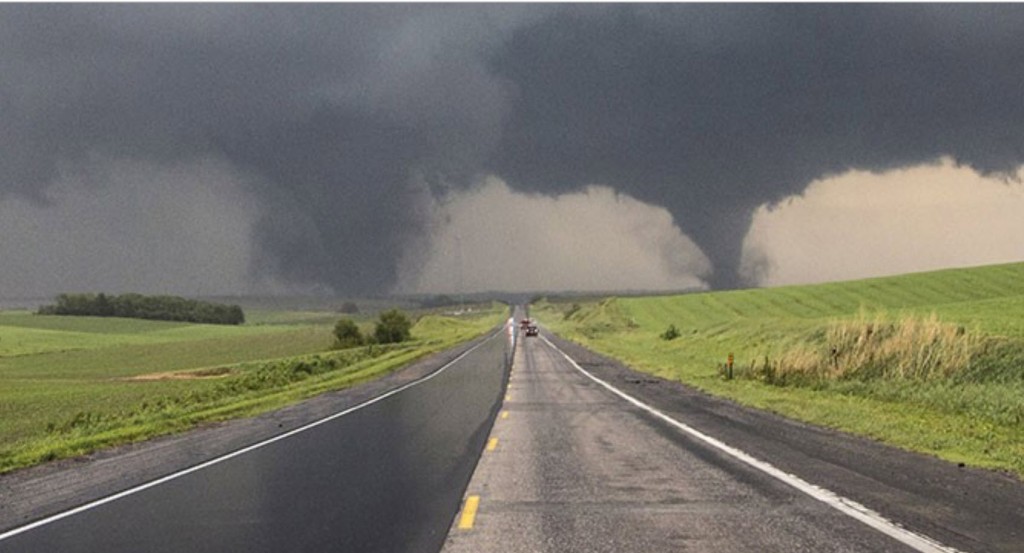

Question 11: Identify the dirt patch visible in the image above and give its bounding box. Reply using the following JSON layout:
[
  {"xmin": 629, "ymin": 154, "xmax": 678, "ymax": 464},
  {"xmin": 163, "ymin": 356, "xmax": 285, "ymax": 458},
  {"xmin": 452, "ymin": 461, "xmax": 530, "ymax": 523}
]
[{"xmin": 127, "ymin": 366, "xmax": 235, "ymax": 381}]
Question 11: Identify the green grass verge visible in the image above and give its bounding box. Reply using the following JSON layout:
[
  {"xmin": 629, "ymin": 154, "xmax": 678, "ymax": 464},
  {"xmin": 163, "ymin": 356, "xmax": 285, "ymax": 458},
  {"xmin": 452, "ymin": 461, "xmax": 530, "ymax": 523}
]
[
  {"xmin": 535, "ymin": 262, "xmax": 1024, "ymax": 478},
  {"xmin": 0, "ymin": 304, "xmax": 507, "ymax": 474}
]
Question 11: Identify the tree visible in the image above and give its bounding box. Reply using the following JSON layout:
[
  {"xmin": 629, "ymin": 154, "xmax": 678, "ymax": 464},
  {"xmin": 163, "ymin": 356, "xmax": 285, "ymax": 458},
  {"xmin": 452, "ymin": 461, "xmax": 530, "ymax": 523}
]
[
  {"xmin": 227, "ymin": 305, "xmax": 245, "ymax": 325},
  {"xmin": 94, "ymin": 293, "xmax": 114, "ymax": 317},
  {"xmin": 334, "ymin": 318, "xmax": 364, "ymax": 348},
  {"xmin": 338, "ymin": 301, "xmax": 360, "ymax": 314},
  {"xmin": 374, "ymin": 309, "xmax": 412, "ymax": 344}
]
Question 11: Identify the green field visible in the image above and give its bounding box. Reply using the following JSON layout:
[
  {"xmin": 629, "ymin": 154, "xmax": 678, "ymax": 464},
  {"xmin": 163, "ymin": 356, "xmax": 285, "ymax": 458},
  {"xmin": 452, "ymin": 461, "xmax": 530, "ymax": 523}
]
[
  {"xmin": 0, "ymin": 304, "xmax": 506, "ymax": 473},
  {"xmin": 536, "ymin": 262, "xmax": 1024, "ymax": 477}
]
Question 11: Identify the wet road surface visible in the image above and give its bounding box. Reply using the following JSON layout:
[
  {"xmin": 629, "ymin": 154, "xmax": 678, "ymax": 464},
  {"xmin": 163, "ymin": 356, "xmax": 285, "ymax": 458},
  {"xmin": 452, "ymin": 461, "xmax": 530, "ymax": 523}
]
[
  {"xmin": 442, "ymin": 330, "xmax": 970, "ymax": 553},
  {"xmin": 1, "ymin": 330, "xmax": 509, "ymax": 553}
]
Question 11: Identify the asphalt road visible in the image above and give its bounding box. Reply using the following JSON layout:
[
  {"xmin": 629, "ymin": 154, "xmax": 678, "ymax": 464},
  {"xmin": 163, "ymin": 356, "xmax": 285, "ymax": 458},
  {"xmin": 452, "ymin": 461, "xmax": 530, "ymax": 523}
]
[
  {"xmin": 442, "ymin": 328, "xmax": 1022, "ymax": 553},
  {"xmin": 0, "ymin": 329, "xmax": 510, "ymax": 553},
  {"xmin": 4, "ymin": 313, "xmax": 1021, "ymax": 553}
]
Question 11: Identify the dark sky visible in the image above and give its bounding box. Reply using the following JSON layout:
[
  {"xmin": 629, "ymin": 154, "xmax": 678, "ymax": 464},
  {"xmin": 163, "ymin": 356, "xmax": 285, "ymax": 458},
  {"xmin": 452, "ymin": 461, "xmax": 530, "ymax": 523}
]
[{"xmin": 2, "ymin": 4, "xmax": 1024, "ymax": 295}]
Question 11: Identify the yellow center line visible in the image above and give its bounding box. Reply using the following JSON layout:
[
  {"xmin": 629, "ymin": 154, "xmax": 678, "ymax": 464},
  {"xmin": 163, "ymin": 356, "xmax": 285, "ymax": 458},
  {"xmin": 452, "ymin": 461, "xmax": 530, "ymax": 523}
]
[
  {"xmin": 500, "ymin": 410, "xmax": 509, "ymax": 420},
  {"xmin": 486, "ymin": 437, "xmax": 498, "ymax": 452},
  {"xmin": 457, "ymin": 495, "xmax": 480, "ymax": 530}
]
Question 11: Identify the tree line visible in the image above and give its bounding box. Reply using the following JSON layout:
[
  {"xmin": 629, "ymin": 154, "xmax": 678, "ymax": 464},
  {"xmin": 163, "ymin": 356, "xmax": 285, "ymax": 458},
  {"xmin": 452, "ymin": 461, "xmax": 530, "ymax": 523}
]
[{"xmin": 37, "ymin": 293, "xmax": 245, "ymax": 325}]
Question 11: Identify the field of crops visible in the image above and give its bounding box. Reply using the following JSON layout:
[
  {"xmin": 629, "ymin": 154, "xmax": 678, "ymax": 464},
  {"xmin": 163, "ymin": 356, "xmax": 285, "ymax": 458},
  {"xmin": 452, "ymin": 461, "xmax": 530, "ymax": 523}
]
[
  {"xmin": 537, "ymin": 262, "xmax": 1024, "ymax": 477},
  {"xmin": 0, "ymin": 304, "xmax": 506, "ymax": 473}
]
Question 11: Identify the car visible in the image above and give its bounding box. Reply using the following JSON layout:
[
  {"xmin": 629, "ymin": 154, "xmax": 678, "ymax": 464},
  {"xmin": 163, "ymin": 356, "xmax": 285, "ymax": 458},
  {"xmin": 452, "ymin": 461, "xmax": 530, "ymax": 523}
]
[{"xmin": 525, "ymin": 324, "xmax": 539, "ymax": 337}]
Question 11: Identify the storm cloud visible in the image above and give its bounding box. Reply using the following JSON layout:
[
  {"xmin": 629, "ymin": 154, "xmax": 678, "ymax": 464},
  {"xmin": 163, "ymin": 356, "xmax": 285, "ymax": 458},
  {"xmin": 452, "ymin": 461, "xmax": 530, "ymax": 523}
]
[
  {"xmin": 2, "ymin": 5, "xmax": 1024, "ymax": 296},
  {"xmin": 0, "ymin": 156, "xmax": 262, "ymax": 297},
  {"xmin": 740, "ymin": 159, "xmax": 1024, "ymax": 287},
  {"xmin": 401, "ymin": 178, "xmax": 711, "ymax": 294}
]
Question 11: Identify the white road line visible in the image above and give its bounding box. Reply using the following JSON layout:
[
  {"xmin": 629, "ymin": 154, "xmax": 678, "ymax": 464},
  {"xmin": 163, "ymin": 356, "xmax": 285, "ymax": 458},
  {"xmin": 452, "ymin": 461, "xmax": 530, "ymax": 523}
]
[
  {"xmin": 0, "ymin": 330, "xmax": 502, "ymax": 543},
  {"xmin": 540, "ymin": 334, "xmax": 966, "ymax": 553}
]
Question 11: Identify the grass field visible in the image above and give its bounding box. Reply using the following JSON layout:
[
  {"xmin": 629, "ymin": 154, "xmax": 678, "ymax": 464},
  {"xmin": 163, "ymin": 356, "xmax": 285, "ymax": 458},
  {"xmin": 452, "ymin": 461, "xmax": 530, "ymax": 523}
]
[
  {"xmin": 535, "ymin": 262, "xmax": 1024, "ymax": 477},
  {"xmin": 0, "ymin": 303, "xmax": 507, "ymax": 473}
]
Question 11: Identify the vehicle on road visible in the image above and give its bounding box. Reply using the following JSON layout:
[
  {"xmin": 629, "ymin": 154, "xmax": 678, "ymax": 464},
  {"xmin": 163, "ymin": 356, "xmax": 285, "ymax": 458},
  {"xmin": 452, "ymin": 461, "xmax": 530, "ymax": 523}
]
[{"xmin": 525, "ymin": 324, "xmax": 539, "ymax": 337}]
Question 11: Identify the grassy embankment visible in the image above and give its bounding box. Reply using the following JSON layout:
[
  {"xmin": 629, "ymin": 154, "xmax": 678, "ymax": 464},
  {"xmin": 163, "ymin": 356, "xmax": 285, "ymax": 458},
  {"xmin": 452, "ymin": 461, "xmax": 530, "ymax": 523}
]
[
  {"xmin": 535, "ymin": 262, "xmax": 1024, "ymax": 477},
  {"xmin": 0, "ymin": 304, "xmax": 506, "ymax": 474}
]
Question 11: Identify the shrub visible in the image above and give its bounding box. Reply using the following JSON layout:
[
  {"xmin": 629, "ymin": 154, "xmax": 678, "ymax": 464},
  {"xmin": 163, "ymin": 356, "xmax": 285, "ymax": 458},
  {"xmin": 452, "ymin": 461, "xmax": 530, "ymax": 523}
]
[
  {"xmin": 660, "ymin": 324, "xmax": 681, "ymax": 341},
  {"xmin": 375, "ymin": 309, "xmax": 412, "ymax": 344},
  {"xmin": 333, "ymin": 318, "xmax": 365, "ymax": 348}
]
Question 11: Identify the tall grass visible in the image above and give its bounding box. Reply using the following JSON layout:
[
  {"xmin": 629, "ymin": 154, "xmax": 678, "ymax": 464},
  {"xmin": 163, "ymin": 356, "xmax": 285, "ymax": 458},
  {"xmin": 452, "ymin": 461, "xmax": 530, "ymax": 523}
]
[{"xmin": 758, "ymin": 312, "xmax": 986, "ymax": 385}]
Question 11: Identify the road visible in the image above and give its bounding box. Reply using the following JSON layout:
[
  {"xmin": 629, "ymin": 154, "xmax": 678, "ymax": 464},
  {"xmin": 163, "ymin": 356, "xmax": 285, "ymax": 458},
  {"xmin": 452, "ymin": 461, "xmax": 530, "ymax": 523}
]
[
  {"xmin": 442, "ymin": 327, "xmax": 1023, "ymax": 553},
  {"xmin": 0, "ymin": 329, "xmax": 510, "ymax": 553},
  {"xmin": 3, "ymin": 313, "xmax": 1021, "ymax": 552}
]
